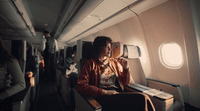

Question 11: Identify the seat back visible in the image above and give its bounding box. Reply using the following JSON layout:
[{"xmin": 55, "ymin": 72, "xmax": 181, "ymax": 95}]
[
  {"xmin": 81, "ymin": 42, "xmax": 93, "ymax": 70},
  {"xmin": 2, "ymin": 39, "xmax": 31, "ymax": 111},
  {"xmin": 76, "ymin": 40, "xmax": 93, "ymax": 74},
  {"xmin": 11, "ymin": 40, "xmax": 27, "ymax": 76},
  {"xmin": 33, "ymin": 48, "xmax": 40, "ymax": 86},
  {"xmin": 112, "ymin": 42, "xmax": 142, "ymax": 84},
  {"xmin": 75, "ymin": 40, "xmax": 102, "ymax": 111},
  {"xmin": 61, "ymin": 46, "xmax": 73, "ymax": 106},
  {"xmin": 64, "ymin": 46, "xmax": 73, "ymax": 59}
]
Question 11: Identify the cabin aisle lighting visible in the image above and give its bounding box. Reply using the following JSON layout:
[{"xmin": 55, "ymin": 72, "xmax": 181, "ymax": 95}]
[{"xmin": 159, "ymin": 42, "xmax": 183, "ymax": 69}]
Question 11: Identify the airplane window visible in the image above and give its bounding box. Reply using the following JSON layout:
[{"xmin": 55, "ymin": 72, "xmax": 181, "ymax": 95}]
[{"xmin": 159, "ymin": 42, "xmax": 183, "ymax": 69}]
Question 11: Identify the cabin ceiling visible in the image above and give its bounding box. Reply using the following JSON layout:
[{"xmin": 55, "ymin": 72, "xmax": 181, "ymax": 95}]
[
  {"xmin": 21, "ymin": 0, "xmax": 64, "ymax": 32},
  {"xmin": 0, "ymin": 0, "xmax": 167, "ymax": 44}
]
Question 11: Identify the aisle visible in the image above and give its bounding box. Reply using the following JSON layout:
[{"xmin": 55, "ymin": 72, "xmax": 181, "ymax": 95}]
[{"xmin": 32, "ymin": 81, "xmax": 67, "ymax": 111}]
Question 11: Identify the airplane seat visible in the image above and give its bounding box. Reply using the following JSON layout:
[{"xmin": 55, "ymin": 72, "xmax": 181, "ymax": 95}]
[
  {"xmin": 112, "ymin": 42, "xmax": 184, "ymax": 111},
  {"xmin": 26, "ymin": 43, "xmax": 37, "ymax": 103},
  {"xmin": 60, "ymin": 47, "xmax": 73, "ymax": 106},
  {"xmin": 74, "ymin": 41, "xmax": 102, "ymax": 111},
  {"xmin": 80, "ymin": 42, "xmax": 93, "ymax": 71},
  {"xmin": 2, "ymin": 40, "xmax": 31, "ymax": 111},
  {"xmin": 74, "ymin": 41, "xmax": 149, "ymax": 111}
]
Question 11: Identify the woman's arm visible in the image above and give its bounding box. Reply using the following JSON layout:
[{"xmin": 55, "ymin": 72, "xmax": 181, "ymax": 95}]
[
  {"xmin": 0, "ymin": 59, "xmax": 26, "ymax": 100},
  {"xmin": 77, "ymin": 60, "xmax": 103, "ymax": 97},
  {"xmin": 116, "ymin": 57, "xmax": 130, "ymax": 85}
]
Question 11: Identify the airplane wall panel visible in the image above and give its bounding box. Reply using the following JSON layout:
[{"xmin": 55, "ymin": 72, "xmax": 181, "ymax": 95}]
[
  {"xmin": 25, "ymin": 32, "xmax": 45, "ymax": 51},
  {"xmin": 139, "ymin": 0, "xmax": 197, "ymax": 105},
  {"xmin": 178, "ymin": 0, "xmax": 200, "ymax": 108},
  {"xmin": 112, "ymin": 16, "xmax": 152, "ymax": 79}
]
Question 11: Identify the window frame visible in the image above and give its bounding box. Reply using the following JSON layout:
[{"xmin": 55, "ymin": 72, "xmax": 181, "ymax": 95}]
[{"xmin": 158, "ymin": 42, "xmax": 184, "ymax": 69}]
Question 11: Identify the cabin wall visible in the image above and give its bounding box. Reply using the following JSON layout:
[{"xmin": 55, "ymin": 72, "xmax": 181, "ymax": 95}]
[
  {"xmin": 188, "ymin": 0, "xmax": 200, "ymax": 108},
  {"xmin": 139, "ymin": 0, "xmax": 199, "ymax": 107},
  {"xmin": 77, "ymin": 0, "xmax": 200, "ymax": 108}
]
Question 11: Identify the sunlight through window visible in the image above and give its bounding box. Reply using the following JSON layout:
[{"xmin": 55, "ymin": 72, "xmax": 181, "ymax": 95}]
[{"xmin": 159, "ymin": 42, "xmax": 183, "ymax": 69}]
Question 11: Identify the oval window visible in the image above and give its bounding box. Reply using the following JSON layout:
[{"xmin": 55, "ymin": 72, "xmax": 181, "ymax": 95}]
[{"xmin": 159, "ymin": 42, "xmax": 183, "ymax": 69}]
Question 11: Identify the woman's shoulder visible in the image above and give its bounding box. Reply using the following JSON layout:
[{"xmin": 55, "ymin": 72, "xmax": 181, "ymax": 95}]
[
  {"xmin": 6, "ymin": 58, "xmax": 18, "ymax": 63},
  {"xmin": 5, "ymin": 58, "xmax": 19, "ymax": 68},
  {"xmin": 84, "ymin": 58, "xmax": 96, "ymax": 64},
  {"xmin": 82, "ymin": 59, "xmax": 99, "ymax": 70}
]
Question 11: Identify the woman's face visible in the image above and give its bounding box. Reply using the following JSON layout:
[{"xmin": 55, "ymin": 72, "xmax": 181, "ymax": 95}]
[{"xmin": 100, "ymin": 42, "xmax": 112, "ymax": 58}]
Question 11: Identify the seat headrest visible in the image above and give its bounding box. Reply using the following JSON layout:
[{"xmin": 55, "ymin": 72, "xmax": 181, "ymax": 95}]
[
  {"xmin": 111, "ymin": 42, "xmax": 123, "ymax": 58},
  {"xmin": 60, "ymin": 49, "xmax": 64, "ymax": 57},
  {"xmin": 123, "ymin": 45, "xmax": 141, "ymax": 58},
  {"xmin": 82, "ymin": 42, "xmax": 93, "ymax": 59},
  {"xmin": 66, "ymin": 47, "xmax": 73, "ymax": 58},
  {"xmin": 2, "ymin": 40, "xmax": 12, "ymax": 54},
  {"xmin": 111, "ymin": 42, "xmax": 141, "ymax": 59}
]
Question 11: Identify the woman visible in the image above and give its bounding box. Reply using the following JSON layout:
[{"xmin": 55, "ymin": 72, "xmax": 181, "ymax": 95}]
[
  {"xmin": 77, "ymin": 36, "xmax": 155, "ymax": 111},
  {"xmin": 0, "ymin": 38, "xmax": 26, "ymax": 110}
]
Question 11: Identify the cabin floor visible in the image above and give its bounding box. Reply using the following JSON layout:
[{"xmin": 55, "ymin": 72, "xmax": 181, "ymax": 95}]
[
  {"xmin": 29, "ymin": 80, "xmax": 73, "ymax": 111},
  {"xmin": 185, "ymin": 103, "xmax": 200, "ymax": 111}
]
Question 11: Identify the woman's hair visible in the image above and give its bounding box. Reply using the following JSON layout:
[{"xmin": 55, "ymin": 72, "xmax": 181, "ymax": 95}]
[
  {"xmin": 0, "ymin": 38, "xmax": 15, "ymax": 66},
  {"xmin": 92, "ymin": 36, "xmax": 112, "ymax": 59}
]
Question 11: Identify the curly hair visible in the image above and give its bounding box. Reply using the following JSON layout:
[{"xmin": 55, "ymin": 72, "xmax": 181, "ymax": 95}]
[{"xmin": 92, "ymin": 36, "xmax": 112, "ymax": 59}]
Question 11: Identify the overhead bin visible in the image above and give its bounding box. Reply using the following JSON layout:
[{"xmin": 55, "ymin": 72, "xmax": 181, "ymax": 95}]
[
  {"xmin": 0, "ymin": 0, "xmax": 36, "ymax": 38},
  {"xmin": 57, "ymin": 0, "xmax": 169, "ymax": 44},
  {"xmin": 57, "ymin": 0, "xmax": 138, "ymax": 43}
]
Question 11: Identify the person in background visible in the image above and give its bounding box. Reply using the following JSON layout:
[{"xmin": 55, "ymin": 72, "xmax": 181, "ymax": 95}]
[
  {"xmin": 77, "ymin": 36, "xmax": 155, "ymax": 111},
  {"xmin": 65, "ymin": 45, "xmax": 78, "ymax": 88},
  {"xmin": 25, "ymin": 43, "xmax": 37, "ymax": 76},
  {"xmin": 25, "ymin": 43, "xmax": 37, "ymax": 88},
  {"xmin": 57, "ymin": 45, "xmax": 78, "ymax": 88},
  {"xmin": 43, "ymin": 31, "xmax": 58, "ymax": 83},
  {"xmin": 57, "ymin": 49, "xmax": 69, "ymax": 74},
  {"xmin": 37, "ymin": 50, "xmax": 45, "ymax": 81},
  {"xmin": 0, "ymin": 38, "xmax": 26, "ymax": 110},
  {"xmin": 65, "ymin": 45, "xmax": 78, "ymax": 110}
]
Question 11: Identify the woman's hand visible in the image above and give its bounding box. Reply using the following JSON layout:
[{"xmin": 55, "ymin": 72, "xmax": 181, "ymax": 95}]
[
  {"xmin": 102, "ymin": 89, "xmax": 119, "ymax": 95},
  {"xmin": 117, "ymin": 57, "xmax": 129, "ymax": 69}
]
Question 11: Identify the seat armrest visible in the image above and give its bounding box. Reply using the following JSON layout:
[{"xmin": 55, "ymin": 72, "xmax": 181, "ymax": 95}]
[
  {"xmin": 74, "ymin": 89, "xmax": 102, "ymax": 111},
  {"xmin": 125, "ymin": 84, "xmax": 174, "ymax": 111},
  {"xmin": 147, "ymin": 78, "xmax": 180, "ymax": 87},
  {"xmin": 12, "ymin": 82, "xmax": 31, "ymax": 102},
  {"xmin": 12, "ymin": 82, "xmax": 31, "ymax": 111},
  {"xmin": 147, "ymin": 78, "xmax": 184, "ymax": 108}
]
